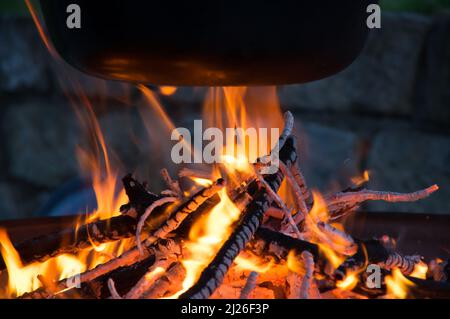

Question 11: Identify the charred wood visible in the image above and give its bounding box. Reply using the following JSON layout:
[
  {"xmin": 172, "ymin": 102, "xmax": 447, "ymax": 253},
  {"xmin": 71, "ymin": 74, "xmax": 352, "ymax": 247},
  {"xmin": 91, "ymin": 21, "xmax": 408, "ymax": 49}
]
[{"xmin": 251, "ymin": 227, "xmax": 318, "ymax": 261}]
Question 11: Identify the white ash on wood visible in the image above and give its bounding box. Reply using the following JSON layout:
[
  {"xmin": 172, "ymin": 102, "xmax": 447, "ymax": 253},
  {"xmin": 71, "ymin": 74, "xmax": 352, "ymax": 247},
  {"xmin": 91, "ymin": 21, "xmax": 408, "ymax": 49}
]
[
  {"xmin": 327, "ymin": 186, "xmax": 438, "ymax": 221},
  {"xmin": 239, "ymin": 271, "xmax": 259, "ymax": 299}
]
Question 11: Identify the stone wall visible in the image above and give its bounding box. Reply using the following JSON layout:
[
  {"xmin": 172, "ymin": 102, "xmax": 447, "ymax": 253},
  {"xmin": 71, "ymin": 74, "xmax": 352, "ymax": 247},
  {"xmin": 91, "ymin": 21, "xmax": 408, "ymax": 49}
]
[{"xmin": 0, "ymin": 12, "xmax": 449, "ymax": 220}]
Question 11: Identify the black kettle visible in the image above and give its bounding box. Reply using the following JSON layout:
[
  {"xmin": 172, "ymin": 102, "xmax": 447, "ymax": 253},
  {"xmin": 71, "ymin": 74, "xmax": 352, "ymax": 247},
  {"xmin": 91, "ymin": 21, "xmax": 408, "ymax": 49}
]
[{"xmin": 39, "ymin": 0, "xmax": 377, "ymax": 86}]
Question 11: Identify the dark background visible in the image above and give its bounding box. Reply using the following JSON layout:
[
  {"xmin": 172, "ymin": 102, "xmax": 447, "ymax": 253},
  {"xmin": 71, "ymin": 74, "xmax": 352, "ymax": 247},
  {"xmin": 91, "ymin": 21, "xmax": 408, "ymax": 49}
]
[{"xmin": 0, "ymin": 0, "xmax": 449, "ymax": 220}]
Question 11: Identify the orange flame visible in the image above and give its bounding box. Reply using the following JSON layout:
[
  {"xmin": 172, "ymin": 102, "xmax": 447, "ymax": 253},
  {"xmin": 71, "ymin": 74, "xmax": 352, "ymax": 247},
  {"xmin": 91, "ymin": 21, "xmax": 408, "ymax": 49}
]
[
  {"xmin": 159, "ymin": 86, "xmax": 178, "ymax": 96},
  {"xmin": 74, "ymin": 110, "xmax": 132, "ymax": 270},
  {"xmin": 287, "ymin": 250, "xmax": 305, "ymax": 274},
  {"xmin": 168, "ymin": 188, "xmax": 242, "ymax": 298},
  {"xmin": 351, "ymin": 170, "xmax": 370, "ymax": 187},
  {"xmin": 385, "ymin": 269, "xmax": 414, "ymax": 299},
  {"xmin": 318, "ymin": 244, "xmax": 345, "ymax": 270},
  {"xmin": 305, "ymin": 192, "xmax": 357, "ymax": 273},
  {"xmin": 336, "ymin": 273, "xmax": 359, "ymax": 291},
  {"xmin": 189, "ymin": 176, "xmax": 214, "ymax": 187},
  {"xmin": 234, "ymin": 254, "xmax": 274, "ymax": 274},
  {"xmin": 409, "ymin": 262, "xmax": 428, "ymax": 280},
  {"xmin": 0, "ymin": 229, "xmax": 85, "ymax": 298}
]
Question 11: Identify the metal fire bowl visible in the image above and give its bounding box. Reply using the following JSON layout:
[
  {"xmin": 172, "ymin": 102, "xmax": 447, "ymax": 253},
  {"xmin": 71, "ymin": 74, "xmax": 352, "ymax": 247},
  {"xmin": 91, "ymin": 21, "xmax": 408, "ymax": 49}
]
[
  {"xmin": 39, "ymin": 0, "xmax": 376, "ymax": 86},
  {"xmin": 1, "ymin": 212, "xmax": 449, "ymax": 260}
]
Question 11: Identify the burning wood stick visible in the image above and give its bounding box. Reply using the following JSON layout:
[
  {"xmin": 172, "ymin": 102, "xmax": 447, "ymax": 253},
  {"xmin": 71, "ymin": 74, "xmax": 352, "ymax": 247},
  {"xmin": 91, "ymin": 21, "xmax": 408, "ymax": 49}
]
[
  {"xmin": 380, "ymin": 253, "xmax": 422, "ymax": 276},
  {"xmin": 291, "ymin": 164, "xmax": 313, "ymax": 209},
  {"xmin": 255, "ymin": 170, "xmax": 302, "ymax": 240},
  {"xmin": 251, "ymin": 227, "xmax": 318, "ymax": 261},
  {"xmin": 279, "ymin": 162, "xmax": 309, "ymax": 222},
  {"xmin": 327, "ymin": 203, "xmax": 361, "ymax": 222},
  {"xmin": 257, "ymin": 111, "xmax": 294, "ymax": 166},
  {"xmin": 143, "ymin": 262, "xmax": 186, "ymax": 299},
  {"xmin": 136, "ymin": 196, "xmax": 179, "ymax": 255},
  {"xmin": 178, "ymin": 167, "xmax": 212, "ymax": 180},
  {"xmin": 137, "ymin": 178, "xmax": 225, "ymax": 255},
  {"xmin": 239, "ymin": 271, "xmax": 259, "ymax": 299},
  {"xmin": 256, "ymin": 134, "xmax": 303, "ymax": 239},
  {"xmin": 123, "ymin": 242, "xmax": 181, "ymax": 299},
  {"xmin": 275, "ymin": 111, "xmax": 294, "ymax": 154},
  {"xmin": 264, "ymin": 207, "xmax": 285, "ymax": 220},
  {"xmin": 82, "ymin": 254, "xmax": 163, "ymax": 299},
  {"xmin": 299, "ymin": 251, "xmax": 315, "ymax": 299},
  {"xmin": 122, "ymin": 259, "xmax": 173, "ymax": 299},
  {"xmin": 120, "ymin": 174, "xmax": 162, "ymax": 217},
  {"xmin": 179, "ymin": 189, "xmax": 270, "ymax": 299},
  {"xmin": 327, "ymin": 185, "xmax": 439, "ymax": 221},
  {"xmin": 333, "ymin": 239, "xmax": 424, "ymax": 281},
  {"xmin": 328, "ymin": 185, "xmax": 439, "ymax": 205},
  {"xmin": 333, "ymin": 239, "xmax": 389, "ymax": 281},
  {"xmin": 179, "ymin": 136, "xmax": 297, "ymax": 299},
  {"xmin": 286, "ymin": 250, "xmax": 316, "ymax": 299},
  {"xmin": 316, "ymin": 222, "xmax": 358, "ymax": 256},
  {"xmin": 160, "ymin": 168, "xmax": 182, "ymax": 197},
  {"xmin": 0, "ymin": 214, "xmax": 138, "ymax": 272}
]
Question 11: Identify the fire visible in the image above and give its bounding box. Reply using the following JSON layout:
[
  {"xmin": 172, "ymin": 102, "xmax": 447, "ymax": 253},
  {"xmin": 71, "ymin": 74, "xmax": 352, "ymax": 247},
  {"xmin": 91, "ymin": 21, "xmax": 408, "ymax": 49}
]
[
  {"xmin": 74, "ymin": 95, "xmax": 127, "ymax": 223},
  {"xmin": 204, "ymin": 87, "xmax": 282, "ymax": 183},
  {"xmin": 72, "ymin": 89, "xmax": 133, "ymax": 261},
  {"xmin": 159, "ymin": 86, "xmax": 177, "ymax": 96},
  {"xmin": 162, "ymin": 87, "xmax": 284, "ymax": 298},
  {"xmin": 385, "ymin": 269, "xmax": 414, "ymax": 299},
  {"xmin": 0, "ymin": 63, "xmax": 132, "ymax": 297},
  {"xmin": 235, "ymin": 254, "xmax": 274, "ymax": 274},
  {"xmin": 351, "ymin": 170, "xmax": 370, "ymax": 187},
  {"xmin": 220, "ymin": 154, "xmax": 254, "ymax": 175},
  {"xmin": 169, "ymin": 188, "xmax": 241, "ymax": 298},
  {"xmin": 0, "ymin": 229, "xmax": 85, "ymax": 298},
  {"xmin": 305, "ymin": 192, "xmax": 345, "ymax": 269},
  {"xmin": 318, "ymin": 244, "xmax": 345, "ymax": 270},
  {"xmin": 287, "ymin": 250, "xmax": 305, "ymax": 274},
  {"xmin": 336, "ymin": 273, "xmax": 358, "ymax": 291},
  {"xmin": 307, "ymin": 191, "xmax": 329, "ymax": 225},
  {"xmin": 0, "ymin": 132, "xmax": 130, "ymax": 298},
  {"xmin": 190, "ymin": 177, "xmax": 214, "ymax": 187},
  {"xmin": 304, "ymin": 191, "xmax": 362, "ymax": 291},
  {"xmin": 145, "ymin": 267, "xmax": 165, "ymax": 281},
  {"xmin": 21, "ymin": 0, "xmax": 441, "ymax": 300},
  {"xmin": 409, "ymin": 261, "xmax": 428, "ymax": 280}
]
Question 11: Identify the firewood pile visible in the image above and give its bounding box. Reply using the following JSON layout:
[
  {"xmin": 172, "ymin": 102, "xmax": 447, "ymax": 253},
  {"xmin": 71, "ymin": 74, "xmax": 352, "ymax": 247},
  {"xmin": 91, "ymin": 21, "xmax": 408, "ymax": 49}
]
[{"xmin": 1, "ymin": 112, "xmax": 449, "ymax": 299}]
